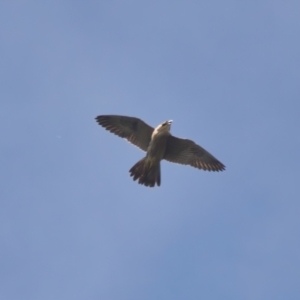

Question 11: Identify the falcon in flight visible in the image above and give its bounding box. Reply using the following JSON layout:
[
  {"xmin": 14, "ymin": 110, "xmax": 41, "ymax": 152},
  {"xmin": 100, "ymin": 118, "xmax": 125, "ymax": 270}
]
[{"xmin": 95, "ymin": 115, "xmax": 225, "ymax": 187}]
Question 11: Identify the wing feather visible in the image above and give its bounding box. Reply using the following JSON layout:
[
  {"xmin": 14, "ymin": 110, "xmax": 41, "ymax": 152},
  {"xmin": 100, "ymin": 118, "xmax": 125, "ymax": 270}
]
[
  {"xmin": 164, "ymin": 135, "xmax": 225, "ymax": 171},
  {"xmin": 95, "ymin": 115, "xmax": 153, "ymax": 152}
]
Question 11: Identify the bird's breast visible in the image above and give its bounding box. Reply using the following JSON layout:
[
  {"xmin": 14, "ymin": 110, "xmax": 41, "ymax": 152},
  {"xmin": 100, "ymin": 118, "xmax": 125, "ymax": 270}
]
[{"xmin": 146, "ymin": 133, "xmax": 169, "ymax": 161}]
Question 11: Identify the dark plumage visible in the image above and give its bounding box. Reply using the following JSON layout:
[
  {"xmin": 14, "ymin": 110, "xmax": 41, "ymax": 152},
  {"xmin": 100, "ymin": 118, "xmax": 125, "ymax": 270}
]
[{"xmin": 96, "ymin": 115, "xmax": 225, "ymax": 187}]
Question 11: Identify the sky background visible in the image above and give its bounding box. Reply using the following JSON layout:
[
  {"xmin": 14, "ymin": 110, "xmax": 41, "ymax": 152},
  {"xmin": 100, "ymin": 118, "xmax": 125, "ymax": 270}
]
[{"xmin": 1, "ymin": 1, "xmax": 300, "ymax": 299}]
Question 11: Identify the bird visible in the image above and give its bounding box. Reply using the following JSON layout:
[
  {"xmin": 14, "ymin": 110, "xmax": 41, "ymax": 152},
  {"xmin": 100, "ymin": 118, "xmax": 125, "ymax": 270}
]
[{"xmin": 95, "ymin": 115, "xmax": 225, "ymax": 187}]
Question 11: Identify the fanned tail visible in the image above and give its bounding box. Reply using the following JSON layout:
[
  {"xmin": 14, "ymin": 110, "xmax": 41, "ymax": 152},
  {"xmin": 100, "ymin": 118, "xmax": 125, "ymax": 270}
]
[{"xmin": 129, "ymin": 157, "xmax": 161, "ymax": 187}]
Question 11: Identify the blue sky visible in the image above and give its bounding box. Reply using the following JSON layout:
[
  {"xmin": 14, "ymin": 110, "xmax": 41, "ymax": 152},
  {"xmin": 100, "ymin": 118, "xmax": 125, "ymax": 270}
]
[{"xmin": 1, "ymin": 1, "xmax": 300, "ymax": 299}]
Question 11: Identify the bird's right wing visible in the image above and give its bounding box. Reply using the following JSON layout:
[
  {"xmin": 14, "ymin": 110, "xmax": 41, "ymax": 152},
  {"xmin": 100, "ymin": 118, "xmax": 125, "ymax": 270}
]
[
  {"xmin": 95, "ymin": 115, "xmax": 154, "ymax": 152},
  {"xmin": 164, "ymin": 135, "xmax": 225, "ymax": 171}
]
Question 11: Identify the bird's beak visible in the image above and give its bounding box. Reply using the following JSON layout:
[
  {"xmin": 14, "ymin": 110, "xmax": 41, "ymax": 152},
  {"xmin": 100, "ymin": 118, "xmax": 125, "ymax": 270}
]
[{"xmin": 167, "ymin": 120, "xmax": 173, "ymax": 124}]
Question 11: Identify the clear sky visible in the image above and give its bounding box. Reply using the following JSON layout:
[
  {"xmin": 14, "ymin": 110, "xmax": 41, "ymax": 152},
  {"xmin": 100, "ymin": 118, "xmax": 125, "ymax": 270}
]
[{"xmin": 1, "ymin": 1, "xmax": 300, "ymax": 299}]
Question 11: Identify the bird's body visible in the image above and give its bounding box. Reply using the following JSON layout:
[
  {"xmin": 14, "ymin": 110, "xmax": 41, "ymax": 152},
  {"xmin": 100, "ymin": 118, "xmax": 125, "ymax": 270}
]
[
  {"xmin": 96, "ymin": 115, "xmax": 225, "ymax": 187},
  {"xmin": 129, "ymin": 120, "xmax": 172, "ymax": 187},
  {"xmin": 148, "ymin": 124, "xmax": 170, "ymax": 159}
]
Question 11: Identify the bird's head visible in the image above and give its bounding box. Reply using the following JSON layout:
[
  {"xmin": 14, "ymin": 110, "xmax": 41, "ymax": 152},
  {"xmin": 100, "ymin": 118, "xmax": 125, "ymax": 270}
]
[{"xmin": 153, "ymin": 120, "xmax": 173, "ymax": 136}]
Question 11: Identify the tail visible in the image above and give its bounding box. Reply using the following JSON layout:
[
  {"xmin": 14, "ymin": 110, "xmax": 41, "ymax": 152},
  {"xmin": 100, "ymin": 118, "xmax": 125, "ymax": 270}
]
[{"xmin": 129, "ymin": 157, "xmax": 161, "ymax": 187}]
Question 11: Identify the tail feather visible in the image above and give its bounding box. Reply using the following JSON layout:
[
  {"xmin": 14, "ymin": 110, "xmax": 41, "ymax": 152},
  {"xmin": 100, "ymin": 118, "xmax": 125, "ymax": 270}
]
[{"xmin": 129, "ymin": 158, "xmax": 161, "ymax": 187}]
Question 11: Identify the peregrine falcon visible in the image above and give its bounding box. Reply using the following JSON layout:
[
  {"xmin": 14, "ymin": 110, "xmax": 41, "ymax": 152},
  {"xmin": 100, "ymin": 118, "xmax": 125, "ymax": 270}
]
[{"xmin": 96, "ymin": 115, "xmax": 225, "ymax": 187}]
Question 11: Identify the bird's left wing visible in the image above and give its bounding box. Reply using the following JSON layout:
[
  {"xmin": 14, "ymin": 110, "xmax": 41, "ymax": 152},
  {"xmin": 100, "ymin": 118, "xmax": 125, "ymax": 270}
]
[
  {"xmin": 164, "ymin": 135, "xmax": 225, "ymax": 171},
  {"xmin": 95, "ymin": 115, "xmax": 154, "ymax": 152}
]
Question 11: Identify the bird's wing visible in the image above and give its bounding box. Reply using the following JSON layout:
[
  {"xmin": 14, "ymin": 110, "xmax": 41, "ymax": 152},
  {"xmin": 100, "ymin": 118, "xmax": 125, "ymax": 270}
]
[
  {"xmin": 164, "ymin": 135, "xmax": 225, "ymax": 171},
  {"xmin": 95, "ymin": 115, "xmax": 154, "ymax": 152}
]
